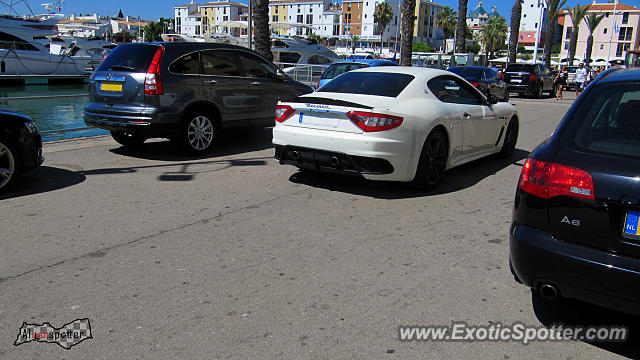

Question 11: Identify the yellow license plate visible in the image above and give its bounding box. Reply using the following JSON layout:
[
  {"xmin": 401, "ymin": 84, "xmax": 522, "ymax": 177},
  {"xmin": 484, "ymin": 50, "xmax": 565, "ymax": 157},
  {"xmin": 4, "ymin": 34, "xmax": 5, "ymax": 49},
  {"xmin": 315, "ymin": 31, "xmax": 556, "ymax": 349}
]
[{"xmin": 100, "ymin": 82, "xmax": 123, "ymax": 92}]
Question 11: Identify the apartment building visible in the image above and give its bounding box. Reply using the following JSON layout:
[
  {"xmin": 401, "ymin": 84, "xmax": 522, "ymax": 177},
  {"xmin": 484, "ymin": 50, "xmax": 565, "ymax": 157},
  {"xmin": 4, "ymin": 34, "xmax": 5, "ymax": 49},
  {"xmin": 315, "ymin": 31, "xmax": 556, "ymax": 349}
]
[
  {"xmin": 174, "ymin": 1, "xmax": 202, "ymax": 36},
  {"xmin": 559, "ymin": 0, "xmax": 640, "ymax": 62},
  {"xmin": 520, "ymin": 0, "xmax": 547, "ymax": 32},
  {"xmin": 201, "ymin": 1, "xmax": 248, "ymax": 35},
  {"xmin": 414, "ymin": 0, "xmax": 444, "ymax": 48},
  {"xmin": 268, "ymin": 0, "xmax": 332, "ymax": 36}
]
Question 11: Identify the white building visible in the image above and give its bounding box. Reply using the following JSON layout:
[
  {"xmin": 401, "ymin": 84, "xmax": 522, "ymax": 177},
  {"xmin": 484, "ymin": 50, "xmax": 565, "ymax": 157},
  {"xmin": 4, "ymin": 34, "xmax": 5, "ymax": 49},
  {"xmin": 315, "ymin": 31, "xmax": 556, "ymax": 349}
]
[
  {"xmin": 520, "ymin": 0, "xmax": 548, "ymax": 32},
  {"xmin": 175, "ymin": 1, "xmax": 202, "ymax": 36}
]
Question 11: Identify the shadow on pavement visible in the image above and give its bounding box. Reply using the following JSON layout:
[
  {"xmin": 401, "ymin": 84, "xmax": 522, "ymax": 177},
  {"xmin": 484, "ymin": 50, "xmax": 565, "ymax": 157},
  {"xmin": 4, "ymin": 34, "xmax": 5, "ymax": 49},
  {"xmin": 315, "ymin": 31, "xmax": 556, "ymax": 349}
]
[
  {"xmin": 287, "ymin": 148, "xmax": 529, "ymax": 199},
  {"xmin": 109, "ymin": 127, "xmax": 274, "ymax": 162},
  {"xmin": 531, "ymin": 291, "xmax": 640, "ymax": 358},
  {"xmin": 0, "ymin": 166, "xmax": 86, "ymax": 200}
]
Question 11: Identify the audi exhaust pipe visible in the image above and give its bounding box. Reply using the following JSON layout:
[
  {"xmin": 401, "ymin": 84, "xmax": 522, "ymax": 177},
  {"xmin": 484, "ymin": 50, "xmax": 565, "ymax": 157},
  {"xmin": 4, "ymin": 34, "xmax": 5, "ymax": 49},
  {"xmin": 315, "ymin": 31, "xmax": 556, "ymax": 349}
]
[
  {"xmin": 539, "ymin": 283, "xmax": 558, "ymax": 300},
  {"xmin": 329, "ymin": 156, "xmax": 339, "ymax": 167},
  {"xmin": 291, "ymin": 151, "xmax": 300, "ymax": 161}
]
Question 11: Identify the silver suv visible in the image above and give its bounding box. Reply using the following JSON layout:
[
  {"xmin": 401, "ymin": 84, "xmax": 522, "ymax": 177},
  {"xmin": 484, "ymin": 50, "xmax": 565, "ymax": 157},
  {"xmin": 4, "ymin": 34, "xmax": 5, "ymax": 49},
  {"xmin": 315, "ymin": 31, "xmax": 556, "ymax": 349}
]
[{"xmin": 83, "ymin": 42, "xmax": 313, "ymax": 154}]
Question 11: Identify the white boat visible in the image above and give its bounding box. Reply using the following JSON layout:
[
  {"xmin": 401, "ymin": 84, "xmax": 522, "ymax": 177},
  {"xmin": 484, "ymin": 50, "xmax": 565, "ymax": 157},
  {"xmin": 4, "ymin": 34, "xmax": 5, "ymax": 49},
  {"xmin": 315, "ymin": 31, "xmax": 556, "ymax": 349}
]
[{"xmin": 0, "ymin": 1, "xmax": 113, "ymax": 76}]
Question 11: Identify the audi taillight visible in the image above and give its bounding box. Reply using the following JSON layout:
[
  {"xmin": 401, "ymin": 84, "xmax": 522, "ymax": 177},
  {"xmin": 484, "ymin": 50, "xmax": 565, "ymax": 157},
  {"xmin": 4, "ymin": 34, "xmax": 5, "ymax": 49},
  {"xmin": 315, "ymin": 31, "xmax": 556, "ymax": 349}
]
[
  {"xmin": 529, "ymin": 74, "xmax": 538, "ymax": 83},
  {"xmin": 144, "ymin": 46, "xmax": 165, "ymax": 95},
  {"xmin": 519, "ymin": 159, "xmax": 594, "ymax": 201},
  {"xmin": 275, "ymin": 105, "xmax": 295, "ymax": 123},
  {"xmin": 346, "ymin": 111, "xmax": 403, "ymax": 132}
]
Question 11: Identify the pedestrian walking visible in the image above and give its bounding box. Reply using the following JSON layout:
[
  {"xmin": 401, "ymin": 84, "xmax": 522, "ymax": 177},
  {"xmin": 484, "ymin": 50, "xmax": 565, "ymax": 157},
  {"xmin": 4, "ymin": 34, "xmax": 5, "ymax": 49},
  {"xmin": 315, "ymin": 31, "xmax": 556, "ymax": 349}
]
[
  {"xmin": 554, "ymin": 65, "xmax": 568, "ymax": 100},
  {"xmin": 575, "ymin": 62, "xmax": 588, "ymax": 96}
]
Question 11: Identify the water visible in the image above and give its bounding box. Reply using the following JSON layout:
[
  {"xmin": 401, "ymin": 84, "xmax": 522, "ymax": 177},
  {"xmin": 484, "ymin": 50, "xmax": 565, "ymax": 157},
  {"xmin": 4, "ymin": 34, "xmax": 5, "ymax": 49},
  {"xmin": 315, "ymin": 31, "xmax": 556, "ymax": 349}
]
[{"xmin": 0, "ymin": 83, "xmax": 107, "ymax": 142}]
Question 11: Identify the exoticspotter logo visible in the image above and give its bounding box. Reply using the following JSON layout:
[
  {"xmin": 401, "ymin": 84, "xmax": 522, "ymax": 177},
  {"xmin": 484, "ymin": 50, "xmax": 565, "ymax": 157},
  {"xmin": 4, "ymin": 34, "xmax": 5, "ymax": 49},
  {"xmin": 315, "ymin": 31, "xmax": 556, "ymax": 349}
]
[{"xmin": 13, "ymin": 318, "xmax": 92, "ymax": 349}]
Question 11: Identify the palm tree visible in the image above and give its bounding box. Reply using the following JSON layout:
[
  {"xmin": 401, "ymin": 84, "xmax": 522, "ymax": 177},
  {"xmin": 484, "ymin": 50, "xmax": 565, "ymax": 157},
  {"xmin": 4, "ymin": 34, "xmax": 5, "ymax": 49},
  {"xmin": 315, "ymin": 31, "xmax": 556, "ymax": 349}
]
[
  {"xmin": 543, "ymin": 0, "xmax": 567, "ymax": 68},
  {"xmin": 566, "ymin": 4, "xmax": 590, "ymax": 64},
  {"xmin": 482, "ymin": 16, "xmax": 508, "ymax": 59},
  {"xmin": 436, "ymin": 6, "xmax": 457, "ymax": 54},
  {"xmin": 584, "ymin": 12, "xmax": 605, "ymax": 66},
  {"xmin": 455, "ymin": 0, "xmax": 468, "ymax": 53},
  {"xmin": 508, "ymin": 0, "xmax": 522, "ymax": 63},
  {"xmin": 253, "ymin": 0, "xmax": 272, "ymax": 60},
  {"xmin": 374, "ymin": 2, "xmax": 394, "ymax": 55},
  {"xmin": 351, "ymin": 35, "xmax": 360, "ymax": 53},
  {"xmin": 400, "ymin": 0, "xmax": 417, "ymax": 65}
]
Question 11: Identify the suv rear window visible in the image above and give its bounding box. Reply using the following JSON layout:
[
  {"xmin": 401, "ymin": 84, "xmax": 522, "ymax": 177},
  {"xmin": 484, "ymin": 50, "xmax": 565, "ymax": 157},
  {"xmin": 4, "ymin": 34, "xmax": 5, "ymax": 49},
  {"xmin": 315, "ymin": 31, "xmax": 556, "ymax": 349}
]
[
  {"xmin": 562, "ymin": 83, "xmax": 640, "ymax": 158},
  {"xmin": 97, "ymin": 44, "xmax": 160, "ymax": 73},
  {"xmin": 322, "ymin": 63, "xmax": 368, "ymax": 79},
  {"xmin": 506, "ymin": 64, "xmax": 536, "ymax": 73},
  {"xmin": 448, "ymin": 67, "xmax": 483, "ymax": 79},
  {"xmin": 318, "ymin": 72, "xmax": 414, "ymax": 97}
]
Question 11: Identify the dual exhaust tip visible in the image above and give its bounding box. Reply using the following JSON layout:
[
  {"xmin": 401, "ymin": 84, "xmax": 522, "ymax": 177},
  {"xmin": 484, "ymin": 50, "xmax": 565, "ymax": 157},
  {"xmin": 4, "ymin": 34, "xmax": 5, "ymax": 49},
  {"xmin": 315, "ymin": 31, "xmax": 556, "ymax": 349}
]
[{"xmin": 290, "ymin": 150, "xmax": 340, "ymax": 167}]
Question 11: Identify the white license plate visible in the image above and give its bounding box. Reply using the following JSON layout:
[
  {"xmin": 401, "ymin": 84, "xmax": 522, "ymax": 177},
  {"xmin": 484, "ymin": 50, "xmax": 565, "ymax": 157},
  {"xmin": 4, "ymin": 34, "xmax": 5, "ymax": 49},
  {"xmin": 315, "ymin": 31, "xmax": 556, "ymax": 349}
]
[
  {"xmin": 298, "ymin": 112, "xmax": 339, "ymax": 128},
  {"xmin": 510, "ymin": 79, "xmax": 522, "ymax": 83}
]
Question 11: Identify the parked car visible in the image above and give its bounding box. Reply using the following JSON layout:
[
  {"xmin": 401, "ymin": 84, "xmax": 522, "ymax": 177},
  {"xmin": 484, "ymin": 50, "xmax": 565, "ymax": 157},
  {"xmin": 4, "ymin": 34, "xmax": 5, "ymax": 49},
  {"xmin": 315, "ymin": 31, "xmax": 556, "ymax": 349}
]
[
  {"xmin": 0, "ymin": 110, "xmax": 43, "ymax": 192},
  {"xmin": 83, "ymin": 42, "xmax": 313, "ymax": 155},
  {"xmin": 273, "ymin": 67, "xmax": 518, "ymax": 190},
  {"xmin": 510, "ymin": 68, "xmax": 640, "ymax": 314},
  {"xmin": 317, "ymin": 58, "xmax": 398, "ymax": 88},
  {"xmin": 564, "ymin": 65, "xmax": 580, "ymax": 89},
  {"xmin": 447, "ymin": 66, "xmax": 509, "ymax": 102},
  {"xmin": 504, "ymin": 63, "xmax": 555, "ymax": 98}
]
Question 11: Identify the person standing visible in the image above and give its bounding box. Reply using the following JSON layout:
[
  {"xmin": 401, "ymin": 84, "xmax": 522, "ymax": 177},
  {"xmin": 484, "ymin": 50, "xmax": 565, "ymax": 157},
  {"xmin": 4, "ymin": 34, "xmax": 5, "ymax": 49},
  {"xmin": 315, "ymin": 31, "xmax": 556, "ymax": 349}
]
[
  {"xmin": 575, "ymin": 62, "xmax": 588, "ymax": 96},
  {"xmin": 554, "ymin": 65, "xmax": 568, "ymax": 100}
]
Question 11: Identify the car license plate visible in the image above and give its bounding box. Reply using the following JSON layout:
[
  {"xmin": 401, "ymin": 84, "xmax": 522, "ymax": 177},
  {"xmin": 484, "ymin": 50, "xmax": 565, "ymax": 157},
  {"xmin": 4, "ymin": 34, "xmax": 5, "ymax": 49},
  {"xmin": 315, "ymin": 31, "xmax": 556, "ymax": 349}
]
[
  {"xmin": 100, "ymin": 82, "xmax": 123, "ymax": 92},
  {"xmin": 622, "ymin": 210, "xmax": 640, "ymax": 240},
  {"xmin": 510, "ymin": 79, "xmax": 522, "ymax": 83},
  {"xmin": 297, "ymin": 112, "xmax": 339, "ymax": 128}
]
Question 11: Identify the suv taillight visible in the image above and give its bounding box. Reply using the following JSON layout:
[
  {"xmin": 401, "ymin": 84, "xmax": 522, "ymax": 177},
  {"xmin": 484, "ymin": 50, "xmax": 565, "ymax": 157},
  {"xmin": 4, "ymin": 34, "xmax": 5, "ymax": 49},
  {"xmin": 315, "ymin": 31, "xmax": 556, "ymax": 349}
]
[
  {"xmin": 275, "ymin": 105, "xmax": 295, "ymax": 123},
  {"xmin": 145, "ymin": 46, "xmax": 165, "ymax": 95},
  {"xmin": 529, "ymin": 74, "xmax": 538, "ymax": 83},
  {"xmin": 346, "ymin": 111, "xmax": 403, "ymax": 132},
  {"xmin": 518, "ymin": 158, "xmax": 594, "ymax": 201}
]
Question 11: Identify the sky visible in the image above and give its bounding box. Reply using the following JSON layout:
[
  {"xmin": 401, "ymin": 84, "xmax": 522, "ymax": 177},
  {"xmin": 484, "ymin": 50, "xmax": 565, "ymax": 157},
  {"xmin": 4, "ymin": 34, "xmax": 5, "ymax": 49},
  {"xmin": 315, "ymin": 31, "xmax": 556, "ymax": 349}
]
[{"xmin": 11, "ymin": 0, "xmax": 640, "ymax": 25}]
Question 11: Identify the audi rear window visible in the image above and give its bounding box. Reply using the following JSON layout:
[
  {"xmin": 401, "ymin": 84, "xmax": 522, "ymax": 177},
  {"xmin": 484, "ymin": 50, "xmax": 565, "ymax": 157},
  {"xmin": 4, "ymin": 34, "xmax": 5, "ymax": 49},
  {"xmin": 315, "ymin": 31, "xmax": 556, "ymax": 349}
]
[
  {"xmin": 562, "ymin": 83, "xmax": 640, "ymax": 158},
  {"xmin": 318, "ymin": 72, "xmax": 414, "ymax": 97},
  {"xmin": 97, "ymin": 44, "xmax": 161, "ymax": 73}
]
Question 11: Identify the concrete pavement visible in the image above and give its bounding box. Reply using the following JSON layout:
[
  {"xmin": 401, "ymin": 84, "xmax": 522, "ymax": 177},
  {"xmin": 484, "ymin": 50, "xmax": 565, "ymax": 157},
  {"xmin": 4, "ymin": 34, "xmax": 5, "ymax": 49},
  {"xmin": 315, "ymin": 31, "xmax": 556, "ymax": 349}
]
[{"xmin": 0, "ymin": 95, "xmax": 637, "ymax": 359}]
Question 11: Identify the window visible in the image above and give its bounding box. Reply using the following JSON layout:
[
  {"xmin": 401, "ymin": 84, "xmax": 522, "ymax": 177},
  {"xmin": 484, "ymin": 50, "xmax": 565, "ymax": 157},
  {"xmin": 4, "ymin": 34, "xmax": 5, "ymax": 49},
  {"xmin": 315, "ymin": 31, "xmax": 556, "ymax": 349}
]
[
  {"xmin": 320, "ymin": 71, "xmax": 414, "ymax": 97},
  {"xmin": 562, "ymin": 83, "xmax": 640, "ymax": 158},
  {"xmin": 238, "ymin": 52, "xmax": 277, "ymax": 78},
  {"xmin": 428, "ymin": 76, "xmax": 483, "ymax": 105},
  {"xmin": 616, "ymin": 42, "xmax": 631, "ymax": 57},
  {"xmin": 523, "ymin": 14, "xmax": 526, "ymax": 17},
  {"xmin": 0, "ymin": 30, "xmax": 38, "ymax": 51},
  {"xmin": 600, "ymin": 44, "xmax": 604, "ymax": 50},
  {"xmin": 195, "ymin": 25, "xmax": 200, "ymax": 35},
  {"xmin": 200, "ymin": 50, "xmax": 240, "ymax": 76},
  {"xmin": 605, "ymin": 12, "xmax": 609, "ymax": 17},
  {"xmin": 97, "ymin": 44, "xmax": 159, "ymax": 72},
  {"xmin": 604, "ymin": 28, "xmax": 607, "ymax": 34},
  {"xmin": 619, "ymin": 27, "xmax": 633, "ymax": 41},
  {"xmin": 277, "ymin": 51, "xmax": 302, "ymax": 64},
  {"xmin": 535, "ymin": 22, "xmax": 538, "ymax": 29},
  {"xmin": 321, "ymin": 63, "xmax": 367, "ymax": 79},
  {"xmin": 564, "ymin": 42, "xmax": 569, "ymax": 50},
  {"xmin": 623, "ymin": 12, "xmax": 629, "ymax": 24},
  {"xmin": 297, "ymin": 14, "xmax": 303, "ymax": 23},
  {"xmin": 169, "ymin": 52, "xmax": 200, "ymax": 75},
  {"xmin": 306, "ymin": 14, "xmax": 312, "ymax": 24},
  {"xmin": 272, "ymin": 15, "xmax": 278, "ymax": 22},
  {"xmin": 307, "ymin": 55, "xmax": 332, "ymax": 64},
  {"xmin": 566, "ymin": 27, "xmax": 572, "ymax": 39}
]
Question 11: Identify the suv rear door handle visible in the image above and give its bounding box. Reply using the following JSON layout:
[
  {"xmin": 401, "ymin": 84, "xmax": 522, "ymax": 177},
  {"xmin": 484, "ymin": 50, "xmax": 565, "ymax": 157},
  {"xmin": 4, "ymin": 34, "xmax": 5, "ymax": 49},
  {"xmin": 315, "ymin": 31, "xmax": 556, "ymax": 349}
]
[
  {"xmin": 463, "ymin": 112, "xmax": 471, "ymax": 118},
  {"xmin": 250, "ymin": 82, "xmax": 262, "ymax": 86},
  {"xmin": 204, "ymin": 79, "xmax": 218, "ymax": 84}
]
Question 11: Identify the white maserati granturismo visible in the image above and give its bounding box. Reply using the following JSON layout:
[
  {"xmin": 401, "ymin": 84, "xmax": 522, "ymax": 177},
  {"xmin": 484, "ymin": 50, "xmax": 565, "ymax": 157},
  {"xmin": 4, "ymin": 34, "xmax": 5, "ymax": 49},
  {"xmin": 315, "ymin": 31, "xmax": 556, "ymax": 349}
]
[{"xmin": 272, "ymin": 67, "xmax": 519, "ymax": 189}]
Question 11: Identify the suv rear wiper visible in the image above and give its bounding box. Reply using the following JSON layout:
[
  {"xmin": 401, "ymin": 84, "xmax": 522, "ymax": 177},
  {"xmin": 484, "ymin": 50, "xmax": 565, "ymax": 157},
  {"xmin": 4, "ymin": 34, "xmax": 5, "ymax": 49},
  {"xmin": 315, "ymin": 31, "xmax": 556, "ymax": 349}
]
[{"xmin": 109, "ymin": 65, "xmax": 135, "ymax": 71}]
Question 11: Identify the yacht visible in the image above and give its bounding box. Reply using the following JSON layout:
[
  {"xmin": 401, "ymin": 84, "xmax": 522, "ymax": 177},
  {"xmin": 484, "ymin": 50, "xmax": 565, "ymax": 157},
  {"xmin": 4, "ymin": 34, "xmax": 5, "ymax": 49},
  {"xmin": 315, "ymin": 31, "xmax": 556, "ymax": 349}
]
[{"xmin": 0, "ymin": 1, "xmax": 113, "ymax": 76}]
